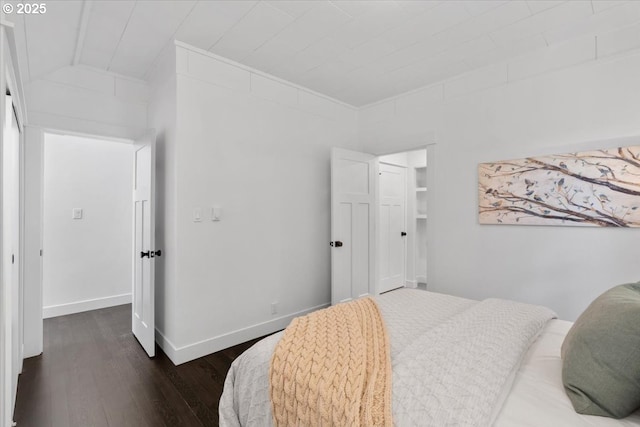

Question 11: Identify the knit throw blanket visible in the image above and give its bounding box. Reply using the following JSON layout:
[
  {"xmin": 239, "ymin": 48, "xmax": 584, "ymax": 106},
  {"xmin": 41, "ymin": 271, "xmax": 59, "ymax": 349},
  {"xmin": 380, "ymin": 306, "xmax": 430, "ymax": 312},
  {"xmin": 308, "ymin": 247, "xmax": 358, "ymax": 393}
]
[{"xmin": 269, "ymin": 297, "xmax": 392, "ymax": 427}]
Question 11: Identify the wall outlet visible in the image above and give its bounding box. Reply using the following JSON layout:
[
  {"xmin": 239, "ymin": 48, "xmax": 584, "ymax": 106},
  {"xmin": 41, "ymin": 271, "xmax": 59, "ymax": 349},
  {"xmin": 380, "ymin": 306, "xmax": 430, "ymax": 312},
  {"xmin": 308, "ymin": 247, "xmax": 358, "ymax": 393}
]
[
  {"xmin": 271, "ymin": 302, "xmax": 278, "ymax": 315},
  {"xmin": 193, "ymin": 207, "xmax": 203, "ymax": 222},
  {"xmin": 212, "ymin": 205, "xmax": 222, "ymax": 221},
  {"xmin": 72, "ymin": 208, "xmax": 83, "ymax": 219}
]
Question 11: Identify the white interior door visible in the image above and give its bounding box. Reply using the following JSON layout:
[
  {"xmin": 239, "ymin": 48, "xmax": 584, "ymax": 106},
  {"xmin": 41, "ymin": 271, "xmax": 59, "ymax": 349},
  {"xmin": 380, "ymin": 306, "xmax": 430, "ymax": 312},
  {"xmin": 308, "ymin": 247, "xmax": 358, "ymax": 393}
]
[
  {"xmin": 378, "ymin": 163, "xmax": 406, "ymax": 293},
  {"xmin": 330, "ymin": 148, "xmax": 376, "ymax": 305},
  {"xmin": 132, "ymin": 131, "xmax": 156, "ymax": 357},
  {"xmin": 3, "ymin": 95, "xmax": 21, "ymax": 413}
]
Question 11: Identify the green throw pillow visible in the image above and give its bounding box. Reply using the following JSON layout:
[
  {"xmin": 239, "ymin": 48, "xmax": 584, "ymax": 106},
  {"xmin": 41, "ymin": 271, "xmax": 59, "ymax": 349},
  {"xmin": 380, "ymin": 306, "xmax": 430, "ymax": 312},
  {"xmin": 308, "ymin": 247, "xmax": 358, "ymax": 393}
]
[{"xmin": 561, "ymin": 282, "xmax": 640, "ymax": 418}]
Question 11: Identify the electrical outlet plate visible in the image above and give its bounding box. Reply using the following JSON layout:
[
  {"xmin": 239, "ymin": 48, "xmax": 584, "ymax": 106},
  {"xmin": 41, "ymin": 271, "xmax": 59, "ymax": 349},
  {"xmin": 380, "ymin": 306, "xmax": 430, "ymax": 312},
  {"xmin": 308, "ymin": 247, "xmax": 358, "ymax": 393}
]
[{"xmin": 193, "ymin": 207, "xmax": 203, "ymax": 222}]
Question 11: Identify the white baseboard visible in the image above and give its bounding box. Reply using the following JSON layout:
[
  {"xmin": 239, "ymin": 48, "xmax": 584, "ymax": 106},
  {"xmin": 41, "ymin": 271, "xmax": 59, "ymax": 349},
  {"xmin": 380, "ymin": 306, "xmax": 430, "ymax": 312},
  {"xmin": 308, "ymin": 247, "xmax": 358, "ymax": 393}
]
[
  {"xmin": 405, "ymin": 280, "xmax": 417, "ymax": 288},
  {"xmin": 156, "ymin": 302, "xmax": 331, "ymax": 365},
  {"xmin": 43, "ymin": 293, "xmax": 132, "ymax": 319}
]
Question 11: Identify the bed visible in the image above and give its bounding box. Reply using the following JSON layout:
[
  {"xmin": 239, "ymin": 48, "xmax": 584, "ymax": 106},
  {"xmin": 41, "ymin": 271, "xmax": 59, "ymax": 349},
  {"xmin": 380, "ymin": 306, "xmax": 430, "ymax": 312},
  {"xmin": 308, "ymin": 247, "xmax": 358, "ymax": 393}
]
[{"xmin": 219, "ymin": 288, "xmax": 640, "ymax": 426}]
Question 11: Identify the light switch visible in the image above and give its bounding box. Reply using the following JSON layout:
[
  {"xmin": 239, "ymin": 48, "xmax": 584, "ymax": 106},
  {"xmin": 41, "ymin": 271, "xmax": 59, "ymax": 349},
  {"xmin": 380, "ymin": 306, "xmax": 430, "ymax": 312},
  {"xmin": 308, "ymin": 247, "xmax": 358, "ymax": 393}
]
[
  {"xmin": 212, "ymin": 206, "xmax": 222, "ymax": 221},
  {"xmin": 72, "ymin": 208, "xmax": 83, "ymax": 219},
  {"xmin": 193, "ymin": 208, "xmax": 203, "ymax": 222}
]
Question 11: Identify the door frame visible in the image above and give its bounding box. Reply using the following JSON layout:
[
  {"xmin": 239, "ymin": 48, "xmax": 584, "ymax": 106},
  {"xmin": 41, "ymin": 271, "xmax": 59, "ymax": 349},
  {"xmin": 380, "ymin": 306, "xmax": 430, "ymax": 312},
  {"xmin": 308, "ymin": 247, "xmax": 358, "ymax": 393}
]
[
  {"xmin": 27, "ymin": 128, "xmax": 137, "ymax": 360},
  {"xmin": 372, "ymin": 143, "xmax": 436, "ymax": 292}
]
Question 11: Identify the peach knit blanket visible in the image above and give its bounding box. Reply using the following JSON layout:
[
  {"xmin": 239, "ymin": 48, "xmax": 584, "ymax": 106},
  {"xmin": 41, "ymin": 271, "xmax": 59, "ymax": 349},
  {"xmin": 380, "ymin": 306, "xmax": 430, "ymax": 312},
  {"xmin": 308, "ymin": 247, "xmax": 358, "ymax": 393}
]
[{"xmin": 269, "ymin": 297, "xmax": 392, "ymax": 426}]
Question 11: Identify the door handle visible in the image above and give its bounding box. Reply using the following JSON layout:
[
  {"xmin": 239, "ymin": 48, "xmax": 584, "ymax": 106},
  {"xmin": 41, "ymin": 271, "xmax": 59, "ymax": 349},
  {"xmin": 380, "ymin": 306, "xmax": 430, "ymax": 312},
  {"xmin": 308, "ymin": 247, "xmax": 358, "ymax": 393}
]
[
  {"xmin": 401, "ymin": 232, "xmax": 407, "ymax": 236},
  {"xmin": 142, "ymin": 250, "xmax": 162, "ymax": 258},
  {"xmin": 330, "ymin": 241, "xmax": 343, "ymax": 247}
]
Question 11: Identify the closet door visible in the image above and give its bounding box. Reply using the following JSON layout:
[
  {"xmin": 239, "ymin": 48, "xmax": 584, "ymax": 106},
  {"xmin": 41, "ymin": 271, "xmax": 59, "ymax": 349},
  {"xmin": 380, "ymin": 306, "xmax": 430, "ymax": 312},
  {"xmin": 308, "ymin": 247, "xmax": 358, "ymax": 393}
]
[
  {"xmin": 378, "ymin": 163, "xmax": 406, "ymax": 293},
  {"xmin": 330, "ymin": 148, "xmax": 376, "ymax": 305}
]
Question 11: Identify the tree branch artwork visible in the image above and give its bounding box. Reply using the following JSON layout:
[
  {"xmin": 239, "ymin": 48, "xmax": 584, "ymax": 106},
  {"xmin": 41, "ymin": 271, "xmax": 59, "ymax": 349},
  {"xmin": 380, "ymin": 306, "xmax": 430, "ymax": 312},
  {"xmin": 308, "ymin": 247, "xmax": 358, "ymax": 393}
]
[{"xmin": 478, "ymin": 145, "xmax": 640, "ymax": 227}]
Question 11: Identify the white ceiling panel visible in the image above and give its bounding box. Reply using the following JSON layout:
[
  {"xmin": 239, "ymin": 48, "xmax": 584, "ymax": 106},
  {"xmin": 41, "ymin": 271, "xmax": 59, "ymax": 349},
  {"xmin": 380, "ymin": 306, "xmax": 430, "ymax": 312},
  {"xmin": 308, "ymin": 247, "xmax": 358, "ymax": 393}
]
[
  {"xmin": 388, "ymin": 58, "xmax": 470, "ymax": 97},
  {"xmin": 369, "ymin": 24, "xmax": 493, "ymax": 75},
  {"xmin": 109, "ymin": 1, "xmax": 196, "ymax": 77},
  {"xmin": 13, "ymin": 0, "xmax": 640, "ymax": 107},
  {"xmin": 331, "ymin": 1, "xmax": 410, "ymax": 49},
  {"xmin": 591, "ymin": 1, "xmax": 628, "ymax": 14},
  {"xmin": 337, "ymin": 37, "xmax": 399, "ymax": 67},
  {"xmin": 24, "ymin": 0, "xmax": 83, "ymax": 80},
  {"xmin": 490, "ymin": 0, "xmax": 593, "ymax": 46},
  {"xmin": 174, "ymin": 1, "xmax": 257, "ymax": 50},
  {"xmin": 243, "ymin": 1, "xmax": 352, "ymax": 71},
  {"xmin": 395, "ymin": 0, "xmax": 443, "ymax": 16},
  {"xmin": 80, "ymin": 1, "xmax": 136, "ymax": 70},
  {"xmin": 381, "ymin": 2, "xmax": 471, "ymax": 50},
  {"xmin": 462, "ymin": 0, "xmax": 509, "ymax": 17},
  {"xmin": 545, "ymin": 1, "xmax": 640, "ymax": 45},
  {"xmin": 330, "ymin": 0, "xmax": 378, "ymax": 18},
  {"xmin": 429, "ymin": 1, "xmax": 531, "ymax": 50},
  {"xmin": 266, "ymin": 0, "xmax": 317, "ymax": 18},
  {"xmin": 525, "ymin": 0, "xmax": 565, "ymax": 15},
  {"xmin": 296, "ymin": 60, "xmax": 358, "ymax": 88},
  {"xmin": 465, "ymin": 34, "xmax": 547, "ymax": 68},
  {"xmin": 210, "ymin": 2, "xmax": 295, "ymax": 62},
  {"xmin": 274, "ymin": 36, "xmax": 350, "ymax": 79}
]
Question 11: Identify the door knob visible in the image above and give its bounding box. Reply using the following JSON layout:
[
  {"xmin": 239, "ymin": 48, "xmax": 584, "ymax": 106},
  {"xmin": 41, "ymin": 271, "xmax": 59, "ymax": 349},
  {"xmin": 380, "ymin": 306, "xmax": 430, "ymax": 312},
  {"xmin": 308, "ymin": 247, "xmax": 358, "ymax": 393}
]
[
  {"xmin": 330, "ymin": 241, "xmax": 343, "ymax": 247},
  {"xmin": 401, "ymin": 232, "xmax": 407, "ymax": 236},
  {"xmin": 154, "ymin": 250, "xmax": 162, "ymax": 257},
  {"xmin": 141, "ymin": 251, "xmax": 150, "ymax": 258}
]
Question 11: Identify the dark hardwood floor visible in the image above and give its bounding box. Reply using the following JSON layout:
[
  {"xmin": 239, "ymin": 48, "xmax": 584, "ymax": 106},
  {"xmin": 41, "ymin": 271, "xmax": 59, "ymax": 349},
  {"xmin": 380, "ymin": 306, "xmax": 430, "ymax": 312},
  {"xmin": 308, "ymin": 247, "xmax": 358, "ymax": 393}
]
[{"xmin": 14, "ymin": 304, "xmax": 263, "ymax": 427}]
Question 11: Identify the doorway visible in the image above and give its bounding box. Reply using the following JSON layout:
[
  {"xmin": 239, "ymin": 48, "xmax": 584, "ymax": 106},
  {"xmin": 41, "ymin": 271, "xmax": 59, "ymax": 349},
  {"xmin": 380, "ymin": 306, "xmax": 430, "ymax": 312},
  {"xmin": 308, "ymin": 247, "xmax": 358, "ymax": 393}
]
[
  {"xmin": 330, "ymin": 146, "xmax": 431, "ymax": 304},
  {"xmin": 39, "ymin": 130, "xmax": 157, "ymax": 358},
  {"xmin": 42, "ymin": 133, "xmax": 133, "ymax": 318},
  {"xmin": 378, "ymin": 148, "xmax": 427, "ymax": 293}
]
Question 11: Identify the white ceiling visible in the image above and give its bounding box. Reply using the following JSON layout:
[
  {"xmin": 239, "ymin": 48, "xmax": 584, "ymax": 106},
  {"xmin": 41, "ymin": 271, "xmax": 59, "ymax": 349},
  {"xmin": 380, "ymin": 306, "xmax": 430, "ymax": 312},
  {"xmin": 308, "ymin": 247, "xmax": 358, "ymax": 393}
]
[{"xmin": 8, "ymin": 0, "xmax": 640, "ymax": 106}]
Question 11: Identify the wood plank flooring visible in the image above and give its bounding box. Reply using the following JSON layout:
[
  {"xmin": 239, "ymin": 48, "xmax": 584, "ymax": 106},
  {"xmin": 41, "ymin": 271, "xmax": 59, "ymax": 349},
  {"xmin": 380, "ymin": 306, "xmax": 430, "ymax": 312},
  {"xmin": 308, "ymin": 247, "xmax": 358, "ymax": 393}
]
[{"xmin": 13, "ymin": 304, "xmax": 263, "ymax": 427}]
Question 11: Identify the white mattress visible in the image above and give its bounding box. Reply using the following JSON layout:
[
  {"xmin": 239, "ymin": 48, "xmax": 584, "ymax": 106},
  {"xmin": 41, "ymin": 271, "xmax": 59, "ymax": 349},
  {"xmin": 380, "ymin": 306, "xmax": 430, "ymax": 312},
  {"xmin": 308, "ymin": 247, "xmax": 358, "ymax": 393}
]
[{"xmin": 495, "ymin": 319, "xmax": 640, "ymax": 426}]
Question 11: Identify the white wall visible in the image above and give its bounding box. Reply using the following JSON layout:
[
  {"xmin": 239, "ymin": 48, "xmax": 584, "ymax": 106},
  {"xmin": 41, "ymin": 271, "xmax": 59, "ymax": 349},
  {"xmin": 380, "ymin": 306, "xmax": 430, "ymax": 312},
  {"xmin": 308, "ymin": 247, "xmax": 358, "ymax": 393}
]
[
  {"xmin": 24, "ymin": 65, "xmax": 148, "ymax": 140},
  {"xmin": 147, "ymin": 44, "xmax": 178, "ymax": 348},
  {"xmin": 359, "ymin": 31, "xmax": 640, "ymax": 320},
  {"xmin": 148, "ymin": 42, "xmax": 359, "ymax": 364},
  {"xmin": 42, "ymin": 133, "xmax": 132, "ymax": 318}
]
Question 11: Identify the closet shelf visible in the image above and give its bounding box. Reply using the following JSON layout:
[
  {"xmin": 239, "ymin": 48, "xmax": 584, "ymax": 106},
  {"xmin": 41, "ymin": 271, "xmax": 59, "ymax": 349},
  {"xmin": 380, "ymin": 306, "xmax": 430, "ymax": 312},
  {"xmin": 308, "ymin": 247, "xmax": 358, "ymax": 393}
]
[
  {"xmin": 416, "ymin": 214, "xmax": 427, "ymax": 220},
  {"xmin": 416, "ymin": 187, "xmax": 427, "ymax": 192}
]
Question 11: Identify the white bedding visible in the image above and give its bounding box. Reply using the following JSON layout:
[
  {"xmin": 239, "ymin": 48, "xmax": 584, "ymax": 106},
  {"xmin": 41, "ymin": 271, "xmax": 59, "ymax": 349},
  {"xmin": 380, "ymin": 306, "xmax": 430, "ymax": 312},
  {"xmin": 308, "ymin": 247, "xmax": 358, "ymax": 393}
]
[
  {"xmin": 496, "ymin": 319, "xmax": 640, "ymax": 427},
  {"xmin": 219, "ymin": 289, "xmax": 640, "ymax": 426}
]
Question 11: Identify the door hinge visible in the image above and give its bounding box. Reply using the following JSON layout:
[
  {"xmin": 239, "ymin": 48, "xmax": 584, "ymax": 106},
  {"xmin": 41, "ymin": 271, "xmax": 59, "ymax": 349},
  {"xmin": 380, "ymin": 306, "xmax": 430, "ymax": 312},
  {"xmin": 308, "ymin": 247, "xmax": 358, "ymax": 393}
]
[{"xmin": 12, "ymin": 254, "xmax": 15, "ymax": 264}]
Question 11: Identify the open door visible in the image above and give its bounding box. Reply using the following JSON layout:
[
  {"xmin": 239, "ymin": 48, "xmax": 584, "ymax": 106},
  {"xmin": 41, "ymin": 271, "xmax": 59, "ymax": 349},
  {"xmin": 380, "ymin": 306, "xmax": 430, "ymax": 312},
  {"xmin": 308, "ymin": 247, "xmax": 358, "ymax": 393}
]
[
  {"xmin": 3, "ymin": 94, "xmax": 22, "ymax": 415},
  {"xmin": 330, "ymin": 148, "xmax": 376, "ymax": 305},
  {"xmin": 132, "ymin": 130, "xmax": 157, "ymax": 357},
  {"xmin": 378, "ymin": 163, "xmax": 406, "ymax": 293}
]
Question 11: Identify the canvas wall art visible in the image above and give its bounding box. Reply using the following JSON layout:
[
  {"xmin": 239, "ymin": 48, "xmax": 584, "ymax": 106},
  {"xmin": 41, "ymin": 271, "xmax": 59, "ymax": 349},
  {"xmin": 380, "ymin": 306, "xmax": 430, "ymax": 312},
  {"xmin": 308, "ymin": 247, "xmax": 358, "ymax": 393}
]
[{"xmin": 478, "ymin": 145, "xmax": 640, "ymax": 227}]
